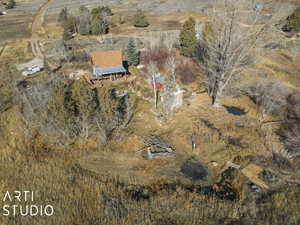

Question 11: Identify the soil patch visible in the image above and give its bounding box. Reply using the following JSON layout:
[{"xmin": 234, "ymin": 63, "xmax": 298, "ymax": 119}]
[{"xmin": 180, "ymin": 157, "xmax": 208, "ymax": 181}]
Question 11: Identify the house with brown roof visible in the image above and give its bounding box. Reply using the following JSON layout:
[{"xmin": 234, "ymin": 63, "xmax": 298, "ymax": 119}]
[{"xmin": 90, "ymin": 50, "xmax": 127, "ymax": 81}]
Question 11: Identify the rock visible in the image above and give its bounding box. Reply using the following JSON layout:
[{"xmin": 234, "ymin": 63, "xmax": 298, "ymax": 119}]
[{"xmin": 210, "ymin": 161, "xmax": 218, "ymax": 167}]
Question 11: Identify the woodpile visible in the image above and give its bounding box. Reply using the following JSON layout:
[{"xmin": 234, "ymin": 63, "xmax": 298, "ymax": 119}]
[{"xmin": 138, "ymin": 135, "xmax": 175, "ymax": 159}]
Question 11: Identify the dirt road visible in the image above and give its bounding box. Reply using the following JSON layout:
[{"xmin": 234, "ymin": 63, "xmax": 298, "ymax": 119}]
[
  {"xmin": 0, "ymin": 44, "xmax": 7, "ymax": 58},
  {"xmin": 30, "ymin": 0, "xmax": 54, "ymax": 58}
]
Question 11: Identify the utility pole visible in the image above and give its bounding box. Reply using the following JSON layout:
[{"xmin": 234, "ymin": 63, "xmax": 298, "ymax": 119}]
[{"xmin": 152, "ymin": 72, "xmax": 157, "ymax": 109}]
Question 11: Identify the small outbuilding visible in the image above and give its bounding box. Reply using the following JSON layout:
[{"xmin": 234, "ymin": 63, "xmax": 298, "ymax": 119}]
[
  {"xmin": 254, "ymin": 4, "xmax": 264, "ymax": 12},
  {"xmin": 90, "ymin": 50, "xmax": 127, "ymax": 81}
]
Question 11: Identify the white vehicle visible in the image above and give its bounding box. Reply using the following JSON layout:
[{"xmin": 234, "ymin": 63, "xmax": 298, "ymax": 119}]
[{"xmin": 22, "ymin": 66, "xmax": 42, "ymax": 76}]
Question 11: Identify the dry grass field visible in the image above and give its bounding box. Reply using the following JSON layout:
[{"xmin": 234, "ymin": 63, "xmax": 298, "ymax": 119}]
[
  {"xmin": 0, "ymin": 0, "xmax": 48, "ymax": 42},
  {"xmin": 0, "ymin": 0, "xmax": 300, "ymax": 224}
]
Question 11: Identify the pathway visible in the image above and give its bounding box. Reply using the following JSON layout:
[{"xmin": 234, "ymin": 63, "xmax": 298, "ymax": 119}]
[{"xmin": 30, "ymin": 0, "xmax": 54, "ymax": 58}]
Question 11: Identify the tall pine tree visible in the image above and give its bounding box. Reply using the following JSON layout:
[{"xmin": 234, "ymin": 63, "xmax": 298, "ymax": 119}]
[
  {"xmin": 125, "ymin": 39, "xmax": 139, "ymax": 66},
  {"xmin": 179, "ymin": 17, "xmax": 197, "ymax": 57}
]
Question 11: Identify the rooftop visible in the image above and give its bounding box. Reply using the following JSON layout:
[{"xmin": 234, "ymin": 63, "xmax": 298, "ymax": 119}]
[{"xmin": 90, "ymin": 50, "xmax": 123, "ymax": 68}]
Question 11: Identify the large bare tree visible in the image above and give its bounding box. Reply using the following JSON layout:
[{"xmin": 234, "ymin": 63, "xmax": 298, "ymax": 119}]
[{"xmin": 199, "ymin": 0, "xmax": 293, "ymax": 107}]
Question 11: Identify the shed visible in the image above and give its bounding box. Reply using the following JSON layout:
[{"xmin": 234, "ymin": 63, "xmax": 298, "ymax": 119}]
[{"xmin": 254, "ymin": 4, "xmax": 264, "ymax": 12}]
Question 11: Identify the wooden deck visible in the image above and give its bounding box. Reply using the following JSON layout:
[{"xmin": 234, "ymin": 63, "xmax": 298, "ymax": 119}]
[{"xmin": 82, "ymin": 73, "xmax": 135, "ymax": 88}]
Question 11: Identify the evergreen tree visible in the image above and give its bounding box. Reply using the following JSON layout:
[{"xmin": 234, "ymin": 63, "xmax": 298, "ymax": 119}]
[
  {"xmin": 5, "ymin": 0, "xmax": 16, "ymax": 9},
  {"xmin": 179, "ymin": 17, "xmax": 198, "ymax": 57},
  {"xmin": 133, "ymin": 10, "xmax": 149, "ymax": 27},
  {"xmin": 62, "ymin": 16, "xmax": 76, "ymax": 41},
  {"xmin": 91, "ymin": 14, "xmax": 101, "ymax": 35},
  {"xmin": 91, "ymin": 6, "xmax": 112, "ymax": 17},
  {"xmin": 91, "ymin": 14, "xmax": 109, "ymax": 35},
  {"xmin": 91, "ymin": 7, "xmax": 110, "ymax": 35},
  {"xmin": 78, "ymin": 6, "xmax": 91, "ymax": 35},
  {"xmin": 58, "ymin": 8, "xmax": 69, "ymax": 27},
  {"xmin": 125, "ymin": 39, "xmax": 139, "ymax": 66},
  {"xmin": 91, "ymin": 7, "xmax": 101, "ymax": 18}
]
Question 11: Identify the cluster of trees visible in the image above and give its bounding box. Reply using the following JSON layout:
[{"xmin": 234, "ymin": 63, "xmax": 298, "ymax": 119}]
[
  {"xmin": 18, "ymin": 76, "xmax": 136, "ymax": 145},
  {"xmin": 177, "ymin": 0, "xmax": 295, "ymax": 107},
  {"xmin": 195, "ymin": 0, "xmax": 291, "ymax": 107},
  {"xmin": 58, "ymin": 6, "xmax": 112, "ymax": 40}
]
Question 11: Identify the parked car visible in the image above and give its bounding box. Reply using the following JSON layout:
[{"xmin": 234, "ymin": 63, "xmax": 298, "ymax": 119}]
[{"xmin": 22, "ymin": 66, "xmax": 43, "ymax": 76}]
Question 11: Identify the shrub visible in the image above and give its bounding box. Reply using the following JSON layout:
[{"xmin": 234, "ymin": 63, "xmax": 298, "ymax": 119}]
[
  {"xmin": 140, "ymin": 48, "xmax": 170, "ymax": 71},
  {"xmin": 5, "ymin": 0, "xmax": 15, "ymax": 9},
  {"xmin": 277, "ymin": 93, "xmax": 300, "ymax": 159},
  {"xmin": 176, "ymin": 60, "xmax": 200, "ymax": 84},
  {"xmin": 283, "ymin": 6, "xmax": 300, "ymax": 32},
  {"xmin": 133, "ymin": 10, "xmax": 149, "ymax": 27}
]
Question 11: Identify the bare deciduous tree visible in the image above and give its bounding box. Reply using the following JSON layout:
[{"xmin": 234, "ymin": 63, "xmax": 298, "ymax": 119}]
[
  {"xmin": 252, "ymin": 78, "xmax": 291, "ymax": 121},
  {"xmin": 166, "ymin": 54, "xmax": 177, "ymax": 83},
  {"xmin": 199, "ymin": 0, "xmax": 293, "ymax": 107},
  {"xmin": 148, "ymin": 61, "xmax": 159, "ymax": 109},
  {"xmin": 278, "ymin": 93, "xmax": 300, "ymax": 159}
]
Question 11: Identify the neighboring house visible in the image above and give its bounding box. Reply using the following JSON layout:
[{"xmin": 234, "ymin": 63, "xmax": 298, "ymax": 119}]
[{"xmin": 90, "ymin": 50, "xmax": 127, "ymax": 81}]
